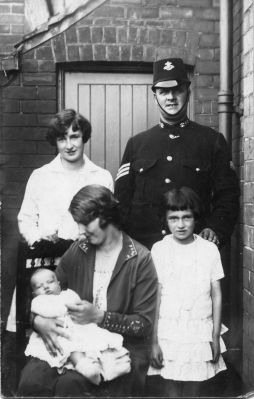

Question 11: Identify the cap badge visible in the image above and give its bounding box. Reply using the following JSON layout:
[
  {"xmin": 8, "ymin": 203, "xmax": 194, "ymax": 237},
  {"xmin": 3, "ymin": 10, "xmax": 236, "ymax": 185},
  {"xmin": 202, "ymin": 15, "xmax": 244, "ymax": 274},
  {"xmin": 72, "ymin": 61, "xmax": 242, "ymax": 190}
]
[{"xmin": 163, "ymin": 61, "xmax": 175, "ymax": 71}]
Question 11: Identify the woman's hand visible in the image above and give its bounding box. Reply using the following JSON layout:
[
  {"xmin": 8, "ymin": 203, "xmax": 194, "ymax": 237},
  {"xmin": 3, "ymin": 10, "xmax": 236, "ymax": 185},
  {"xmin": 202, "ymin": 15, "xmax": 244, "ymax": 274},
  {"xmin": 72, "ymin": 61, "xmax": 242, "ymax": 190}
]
[
  {"xmin": 210, "ymin": 335, "xmax": 221, "ymax": 363},
  {"xmin": 66, "ymin": 300, "xmax": 104, "ymax": 325},
  {"xmin": 149, "ymin": 342, "xmax": 164, "ymax": 369},
  {"xmin": 34, "ymin": 315, "xmax": 69, "ymax": 356}
]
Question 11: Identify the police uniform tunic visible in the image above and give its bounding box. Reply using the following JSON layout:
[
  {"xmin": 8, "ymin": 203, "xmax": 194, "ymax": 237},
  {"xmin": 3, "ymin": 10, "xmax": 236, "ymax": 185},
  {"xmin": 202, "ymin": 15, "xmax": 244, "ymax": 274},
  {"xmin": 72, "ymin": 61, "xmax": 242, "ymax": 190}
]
[{"xmin": 114, "ymin": 120, "xmax": 239, "ymax": 250}]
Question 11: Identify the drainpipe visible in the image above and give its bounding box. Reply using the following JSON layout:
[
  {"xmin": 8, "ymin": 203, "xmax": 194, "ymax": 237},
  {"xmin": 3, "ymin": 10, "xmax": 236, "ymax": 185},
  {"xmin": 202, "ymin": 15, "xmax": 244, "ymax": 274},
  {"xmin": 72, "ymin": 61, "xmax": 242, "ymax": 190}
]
[{"xmin": 218, "ymin": 0, "xmax": 233, "ymax": 151}]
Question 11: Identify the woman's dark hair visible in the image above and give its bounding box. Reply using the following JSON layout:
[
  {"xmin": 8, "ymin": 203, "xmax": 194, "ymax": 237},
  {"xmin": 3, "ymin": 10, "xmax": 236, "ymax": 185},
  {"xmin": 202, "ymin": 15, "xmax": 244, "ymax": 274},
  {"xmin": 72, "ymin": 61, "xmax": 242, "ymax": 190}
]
[
  {"xmin": 46, "ymin": 109, "xmax": 91, "ymax": 146},
  {"xmin": 69, "ymin": 185, "xmax": 122, "ymax": 229},
  {"xmin": 163, "ymin": 187, "xmax": 201, "ymax": 220}
]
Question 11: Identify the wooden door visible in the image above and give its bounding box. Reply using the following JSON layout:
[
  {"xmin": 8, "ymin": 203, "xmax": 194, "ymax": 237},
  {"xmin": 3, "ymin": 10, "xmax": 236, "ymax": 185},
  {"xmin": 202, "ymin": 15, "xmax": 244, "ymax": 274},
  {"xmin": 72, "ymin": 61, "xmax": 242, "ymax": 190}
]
[{"xmin": 64, "ymin": 72, "xmax": 159, "ymax": 179}]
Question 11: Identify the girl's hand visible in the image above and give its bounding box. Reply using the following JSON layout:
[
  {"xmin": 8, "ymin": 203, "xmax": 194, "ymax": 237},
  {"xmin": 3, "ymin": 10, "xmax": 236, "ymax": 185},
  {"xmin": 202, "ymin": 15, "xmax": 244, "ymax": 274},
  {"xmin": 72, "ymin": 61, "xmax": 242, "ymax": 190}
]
[
  {"xmin": 150, "ymin": 342, "xmax": 164, "ymax": 369},
  {"xmin": 66, "ymin": 300, "xmax": 104, "ymax": 325},
  {"xmin": 34, "ymin": 315, "xmax": 69, "ymax": 356},
  {"xmin": 210, "ymin": 335, "xmax": 221, "ymax": 363}
]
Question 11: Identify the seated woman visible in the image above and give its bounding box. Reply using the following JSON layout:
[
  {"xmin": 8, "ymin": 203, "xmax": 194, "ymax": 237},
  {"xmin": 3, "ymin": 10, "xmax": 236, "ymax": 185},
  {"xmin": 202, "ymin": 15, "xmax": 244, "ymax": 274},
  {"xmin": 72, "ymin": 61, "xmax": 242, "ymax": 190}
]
[{"xmin": 17, "ymin": 184, "xmax": 158, "ymax": 397}]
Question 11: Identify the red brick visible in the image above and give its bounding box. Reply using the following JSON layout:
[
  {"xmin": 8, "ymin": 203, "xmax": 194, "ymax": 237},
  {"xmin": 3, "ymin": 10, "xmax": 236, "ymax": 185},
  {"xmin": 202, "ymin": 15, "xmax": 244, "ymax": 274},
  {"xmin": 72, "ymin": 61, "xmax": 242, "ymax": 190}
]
[
  {"xmin": 67, "ymin": 45, "xmax": 80, "ymax": 61},
  {"xmin": 52, "ymin": 35, "xmax": 67, "ymax": 62},
  {"xmin": 65, "ymin": 26, "xmax": 78, "ymax": 43},
  {"xmin": 196, "ymin": 49, "xmax": 215, "ymax": 61},
  {"xmin": 243, "ymin": 183, "xmax": 254, "ymax": 203},
  {"xmin": 12, "ymin": 4, "xmax": 24, "ymax": 13},
  {"xmin": 0, "ymin": 33, "xmax": 23, "ymax": 44},
  {"xmin": 129, "ymin": 27, "xmax": 137, "ymax": 42},
  {"xmin": 23, "ymin": 73, "xmax": 56, "ymax": 86},
  {"xmin": 196, "ymin": 88, "xmax": 218, "ymax": 101},
  {"xmin": 117, "ymin": 27, "xmax": 128, "ymax": 43},
  {"xmin": 120, "ymin": 45, "xmax": 131, "ymax": 61},
  {"xmin": 37, "ymin": 87, "xmax": 56, "ymax": 100},
  {"xmin": 4, "ymin": 139, "xmax": 36, "ymax": 154},
  {"xmin": 106, "ymin": 45, "xmax": 120, "ymax": 61},
  {"xmin": 0, "ymin": 24, "xmax": 10, "ymax": 33},
  {"xmin": 92, "ymin": 5, "xmax": 124, "ymax": 18},
  {"xmin": 245, "ymin": 161, "xmax": 254, "ymax": 182},
  {"xmin": 159, "ymin": 7, "xmax": 193, "ymax": 19},
  {"xmin": 91, "ymin": 27, "xmax": 103, "ymax": 43},
  {"xmin": 3, "ymin": 113, "xmax": 37, "ymax": 126},
  {"xmin": 22, "ymin": 59, "xmax": 39, "ymax": 72},
  {"xmin": 21, "ymin": 100, "xmax": 56, "ymax": 114},
  {"xmin": 200, "ymin": 33, "xmax": 220, "ymax": 48},
  {"xmin": 0, "ymin": 4, "xmax": 11, "ymax": 13},
  {"xmin": 132, "ymin": 45, "xmax": 143, "ymax": 61},
  {"xmin": 160, "ymin": 29, "xmax": 173, "ymax": 46},
  {"xmin": 79, "ymin": 45, "xmax": 93, "ymax": 61},
  {"xmin": 36, "ymin": 141, "xmax": 56, "ymax": 155},
  {"xmin": 173, "ymin": 31, "xmax": 186, "ymax": 47},
  {"xmin": 19, "ymin": 154, "xmax": 53, "ymax": 168},
  {"xmin": 196, "ymin": 8, "xmax": 219, "ymax": 20},
  {"xmin": 148, "ymin": 29, "xmax": 160, "ymax": 45},
  {"xmin": 127, "ymin": 7, "xmax": 159, "ymax": 19},
  {"xmin": 36, "ymin": 46, "xmax": 54, "ymax": 60},
  {"xmin": 0, "ymin": 14, "xmax": 23, "ymax": 24},
  {"xmin": 3, "ymin": 99, "xmax": 19, "ymax": 113},
  {"xmin": 196, "ymin": 60, "xmax": 219, "ymax": 74},
  {"xmin": 94, "ymin": 44, "xmax": 106, "ymax": 60},
  {"xmin": 37, "ymin": 114, "xmax": 55, "ymax": 127},
  {"xmin": 104, "ymin": 26, "xmax": 116, "ymax": 43},
  {"xmin": 11, "ymin": 24, "xmax": 24, "ymax": 34},
  {"xmin": 244, "ymin": 138, "xmax": 254, "ymax": 160},
  {"xmin": 194, "ymin": 75, "xmax": 213, "ymax": 87},
  {"xmin": 178, "ymin": 0, "xmax": 211, "ymax": 6},
  {"xmin": 38, "ymin": 60, "xmax": 56, "ymax": 72},
  {"xmin": 78, "ymin": 27, "xmax": 91, "ymax": 42}
]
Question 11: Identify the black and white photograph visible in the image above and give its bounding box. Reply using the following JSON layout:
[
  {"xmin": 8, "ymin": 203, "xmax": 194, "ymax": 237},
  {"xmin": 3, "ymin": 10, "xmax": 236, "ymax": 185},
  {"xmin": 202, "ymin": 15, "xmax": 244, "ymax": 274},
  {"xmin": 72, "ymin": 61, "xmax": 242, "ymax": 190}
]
[{"xmin": 1, "ymin": 0, "xmax": 253, "ymax": 398}]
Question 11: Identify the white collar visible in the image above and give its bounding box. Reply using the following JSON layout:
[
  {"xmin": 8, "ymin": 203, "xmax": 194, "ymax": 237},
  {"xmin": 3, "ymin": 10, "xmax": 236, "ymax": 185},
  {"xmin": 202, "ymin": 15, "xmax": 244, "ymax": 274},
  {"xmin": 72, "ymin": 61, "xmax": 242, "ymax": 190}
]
[{"xmin": 49, "ymin": 153, "xmax": 101, "ymax": 173}]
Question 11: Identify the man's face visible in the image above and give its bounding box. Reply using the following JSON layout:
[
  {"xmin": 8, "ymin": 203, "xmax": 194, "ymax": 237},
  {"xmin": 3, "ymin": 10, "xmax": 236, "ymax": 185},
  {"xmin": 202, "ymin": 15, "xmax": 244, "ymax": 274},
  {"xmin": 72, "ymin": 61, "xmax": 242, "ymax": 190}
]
[
  {"xmin": 56, "ymin": 126, "xmax": 85, "ymax": 164},
  {"xmin": 154, "ymin": 84, "xmax": 189, "ymax": 117}
]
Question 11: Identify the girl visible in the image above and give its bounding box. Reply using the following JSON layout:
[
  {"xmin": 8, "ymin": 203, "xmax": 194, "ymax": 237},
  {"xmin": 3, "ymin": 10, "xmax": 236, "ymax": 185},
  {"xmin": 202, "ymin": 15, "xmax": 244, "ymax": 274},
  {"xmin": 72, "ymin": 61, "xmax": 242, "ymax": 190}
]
[{"xmin": 148, "ymin": 187, "xmax": 227, "ymax": 397}]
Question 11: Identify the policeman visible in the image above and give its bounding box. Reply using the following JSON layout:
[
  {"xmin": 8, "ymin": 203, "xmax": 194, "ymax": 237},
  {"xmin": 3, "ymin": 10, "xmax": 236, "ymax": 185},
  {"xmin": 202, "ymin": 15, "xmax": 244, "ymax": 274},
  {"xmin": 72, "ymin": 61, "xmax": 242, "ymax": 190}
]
[{"xmin": 114, "ymin": 58, "xmax": 239, "ymax": 250}]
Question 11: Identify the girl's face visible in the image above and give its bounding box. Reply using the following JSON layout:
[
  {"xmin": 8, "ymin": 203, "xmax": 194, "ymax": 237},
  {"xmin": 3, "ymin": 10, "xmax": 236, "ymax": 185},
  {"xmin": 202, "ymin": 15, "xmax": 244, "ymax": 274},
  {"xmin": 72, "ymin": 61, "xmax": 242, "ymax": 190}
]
[{"xmin": 166, "ymin": 209, "xmax": 195, "ymax": 244}]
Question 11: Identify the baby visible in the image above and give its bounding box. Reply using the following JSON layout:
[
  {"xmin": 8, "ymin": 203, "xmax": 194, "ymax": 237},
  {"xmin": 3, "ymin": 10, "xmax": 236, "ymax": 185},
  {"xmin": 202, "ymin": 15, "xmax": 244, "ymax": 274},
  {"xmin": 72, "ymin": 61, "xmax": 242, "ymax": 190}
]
[{"xmin": 25, "ymin": 268, "xmax": 131, "ymax": 385}]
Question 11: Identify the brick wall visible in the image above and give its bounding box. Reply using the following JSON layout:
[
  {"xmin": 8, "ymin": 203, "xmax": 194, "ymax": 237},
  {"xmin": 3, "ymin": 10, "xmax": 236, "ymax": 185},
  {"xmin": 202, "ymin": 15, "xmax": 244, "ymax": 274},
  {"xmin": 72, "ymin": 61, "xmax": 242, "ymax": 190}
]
[
  {"xmin": 1, "ymin": 0, "xmax": 220, "ymax": 323},
  {"xmin": 0, "ymin": 0, "xmax": 25, "ymax": 55},
  {"xmin": 233, "ymin": 0, "xmax": 254, "ymax": 390}
]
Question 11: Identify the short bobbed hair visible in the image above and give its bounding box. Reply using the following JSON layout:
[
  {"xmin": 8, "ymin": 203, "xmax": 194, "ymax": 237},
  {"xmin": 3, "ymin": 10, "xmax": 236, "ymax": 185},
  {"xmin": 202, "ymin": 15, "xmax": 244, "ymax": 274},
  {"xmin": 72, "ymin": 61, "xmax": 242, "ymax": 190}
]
[
  {"xmin": 163, "ymin": 187, "xmax": 201, "ymax": 221},
  {"xmin": 69, "ymin": 185, "xmax": 122, "ymax": 229},
  {"xmin": 46, "ymin": 109, "xmax": 91, "ymax": 146}
]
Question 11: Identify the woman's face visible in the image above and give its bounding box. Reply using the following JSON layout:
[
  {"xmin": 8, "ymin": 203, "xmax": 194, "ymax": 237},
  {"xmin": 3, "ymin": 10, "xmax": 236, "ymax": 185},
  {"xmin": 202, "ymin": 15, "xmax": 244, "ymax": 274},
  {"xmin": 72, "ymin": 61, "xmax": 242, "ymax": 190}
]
[{"xmin": 78, "ymin": 218, "xmax": 107, "ymax": 246}]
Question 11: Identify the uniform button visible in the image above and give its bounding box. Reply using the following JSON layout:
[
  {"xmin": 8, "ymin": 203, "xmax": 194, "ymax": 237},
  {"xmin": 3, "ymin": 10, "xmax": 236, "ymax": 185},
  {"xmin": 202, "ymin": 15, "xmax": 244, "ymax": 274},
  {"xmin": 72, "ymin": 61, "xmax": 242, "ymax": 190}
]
[
  {"xmin": 167, "ymin": 155, "xmax": 173, "ymax": 161},
  {"xmin": 196, "ymin": 167, "xmax": 200, "ymax": 172},
  {"xmin": 165, "ymin": 178, "xmax": 171, "ymax": 183},
  {"xmin": 139, "ymin": 168, "xmax": 144, "ymax": 172}
]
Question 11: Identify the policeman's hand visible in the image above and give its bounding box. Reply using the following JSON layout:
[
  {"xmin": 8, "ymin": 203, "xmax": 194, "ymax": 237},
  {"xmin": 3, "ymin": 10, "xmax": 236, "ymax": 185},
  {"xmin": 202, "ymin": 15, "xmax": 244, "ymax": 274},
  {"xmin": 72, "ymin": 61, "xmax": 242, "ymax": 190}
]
[
  {"xmin": 66, "ymin": 300, "xmax": 105, "ymax": 325},
  {"xmin": 210, "ymin": 335, "xmax": 221, "ymax": 363},
  {"xmin": 33, "ymin": 315, "xmax": 69, "ymax": 356},
  {"xmin": 200, "ymin": 228, "xmax": 219, "ymax": 246},
  {"xmin": 150, "ymin": 342, "xmax": 164, "ymax": 369}
]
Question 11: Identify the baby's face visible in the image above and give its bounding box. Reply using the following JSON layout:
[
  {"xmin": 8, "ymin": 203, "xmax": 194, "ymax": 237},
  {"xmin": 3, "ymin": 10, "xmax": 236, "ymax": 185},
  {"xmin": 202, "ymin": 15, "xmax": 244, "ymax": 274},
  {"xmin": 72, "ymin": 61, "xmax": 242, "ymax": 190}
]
[{"xmin": 31, "ymin": 269, "xmax": 61, "ymax": 296}]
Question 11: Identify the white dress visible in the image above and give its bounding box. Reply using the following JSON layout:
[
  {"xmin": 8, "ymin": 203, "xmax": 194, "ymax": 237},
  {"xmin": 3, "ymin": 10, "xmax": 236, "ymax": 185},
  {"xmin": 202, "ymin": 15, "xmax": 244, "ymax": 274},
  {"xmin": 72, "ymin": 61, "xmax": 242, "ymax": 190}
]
[
  {"xmin": 25, "ymin": 289, "xmax": 124, "ymax": 369},
  {"xmin": 148, "ymin": 234, "xmax": 227, "ymax": 381}
]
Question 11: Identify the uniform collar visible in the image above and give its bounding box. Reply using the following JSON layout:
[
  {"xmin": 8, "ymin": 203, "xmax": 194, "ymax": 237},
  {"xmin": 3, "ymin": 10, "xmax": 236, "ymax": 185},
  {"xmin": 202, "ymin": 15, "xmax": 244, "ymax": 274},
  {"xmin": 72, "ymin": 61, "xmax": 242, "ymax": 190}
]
[
  {"xmin": 159, "ymin": 117, "xmax": 190, "ymax": 129},
  {"xmin": 78, "ymin": 231, "xmax": 137, "ymax": 260}
]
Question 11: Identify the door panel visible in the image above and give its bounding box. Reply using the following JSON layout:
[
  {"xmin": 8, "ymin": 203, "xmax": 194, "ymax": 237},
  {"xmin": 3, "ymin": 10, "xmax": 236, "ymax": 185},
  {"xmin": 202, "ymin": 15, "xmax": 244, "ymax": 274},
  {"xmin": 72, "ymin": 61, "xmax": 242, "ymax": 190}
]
[
  {"xmin": 65, "ymin": 72, "xmax": 165, "ymax": 178},
  {"xmin": 65, "ymin": 72, "xmax": 159, "ymax": 179}
]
